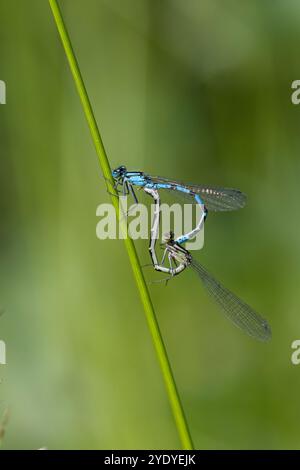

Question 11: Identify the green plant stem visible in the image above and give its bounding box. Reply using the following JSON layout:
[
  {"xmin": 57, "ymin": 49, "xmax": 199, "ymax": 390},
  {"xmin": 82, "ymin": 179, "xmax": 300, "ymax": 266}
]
[{"xmin": 48, "ymin": 0, "xmax": 193, "ymax": 450}]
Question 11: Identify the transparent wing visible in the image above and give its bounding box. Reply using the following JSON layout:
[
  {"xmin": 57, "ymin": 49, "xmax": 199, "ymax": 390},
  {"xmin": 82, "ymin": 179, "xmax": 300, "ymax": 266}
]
[
  {"xmin": 149, "ymin": 175, "xmax": 247, "ymax": 211},
  {"xmin": 191, "ymin": 259, "xmax": 271, "ymax": 341}
]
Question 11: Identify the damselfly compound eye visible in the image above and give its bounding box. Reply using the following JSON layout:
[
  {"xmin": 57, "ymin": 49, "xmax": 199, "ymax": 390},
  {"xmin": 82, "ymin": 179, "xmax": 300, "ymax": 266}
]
[{"xmin": 112, "ymin": 165, "xmax": 127, "ymax": 178}]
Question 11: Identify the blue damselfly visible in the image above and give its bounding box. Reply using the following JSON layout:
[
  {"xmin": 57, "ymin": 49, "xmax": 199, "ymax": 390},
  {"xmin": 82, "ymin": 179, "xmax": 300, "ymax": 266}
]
[{"xmin": 112, "ymin": 166, "xmax": 246, "ymax": 244}]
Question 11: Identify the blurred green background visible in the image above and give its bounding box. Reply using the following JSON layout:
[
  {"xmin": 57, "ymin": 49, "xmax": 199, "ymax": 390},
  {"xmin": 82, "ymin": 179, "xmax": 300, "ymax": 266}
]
[{"xmin": 1, "ymin": 0, "xmax": 300, "ymax": 450}]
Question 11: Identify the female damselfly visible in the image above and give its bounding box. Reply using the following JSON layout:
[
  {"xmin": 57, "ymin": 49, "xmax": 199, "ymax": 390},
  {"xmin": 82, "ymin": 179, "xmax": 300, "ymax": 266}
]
[{"xmin": 144, "ymin": 187, "xmax": 271, "ymax": 342}]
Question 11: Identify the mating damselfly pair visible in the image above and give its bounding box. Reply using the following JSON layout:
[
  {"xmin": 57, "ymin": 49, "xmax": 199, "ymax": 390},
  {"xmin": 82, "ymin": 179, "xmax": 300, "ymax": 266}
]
[{"xmin": 111, "ymin": 166, "xmax": 271, "ymax": 342}]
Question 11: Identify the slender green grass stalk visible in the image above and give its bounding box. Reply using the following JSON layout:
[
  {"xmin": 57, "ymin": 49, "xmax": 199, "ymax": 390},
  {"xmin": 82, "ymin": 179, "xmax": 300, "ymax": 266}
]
[
  {"xmin": 48, "ymin": 0, "xmax": 193, "ymax": 450},
  {"xmin": 0, "ymin": 409, "xmax": 9, "ymax": 448}
]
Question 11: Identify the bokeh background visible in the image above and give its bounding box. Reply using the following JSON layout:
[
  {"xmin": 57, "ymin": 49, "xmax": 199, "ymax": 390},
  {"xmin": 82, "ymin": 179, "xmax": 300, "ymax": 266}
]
[{"xmin": 0, "ymin": 0, "xmax": 300, "ymax": 450}]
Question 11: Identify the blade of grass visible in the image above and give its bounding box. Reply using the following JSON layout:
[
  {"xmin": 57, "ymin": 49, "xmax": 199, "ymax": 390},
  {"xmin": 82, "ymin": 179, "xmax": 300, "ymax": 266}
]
[
  {"xmin": 48, "ymin": 0, "xmax": 193, "ymax": 450},
  {"xmin": 0, "ymin": 409, "xmax": 9, "ymax": 448}
]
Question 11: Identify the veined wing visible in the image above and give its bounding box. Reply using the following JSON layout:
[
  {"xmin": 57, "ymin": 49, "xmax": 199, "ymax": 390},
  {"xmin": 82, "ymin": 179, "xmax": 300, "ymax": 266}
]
[
  {"xmin": 148, "ymin": 175, "xmax": 247, "ymax": 211},
  {"xmin": 191, "ymin": 259, "xmax": 271, "ymax": 342}
]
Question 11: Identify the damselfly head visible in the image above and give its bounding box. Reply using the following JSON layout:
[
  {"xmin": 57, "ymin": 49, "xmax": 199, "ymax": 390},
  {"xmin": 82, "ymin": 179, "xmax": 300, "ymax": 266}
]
[
  {"xmin": 112, "ymin": 165, "xmax": 127, "ymax": 179},
  {"xmin": 162, "ymin": 231, "xmax": 175, "ymax": 244}
]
